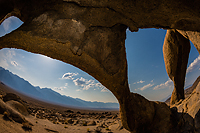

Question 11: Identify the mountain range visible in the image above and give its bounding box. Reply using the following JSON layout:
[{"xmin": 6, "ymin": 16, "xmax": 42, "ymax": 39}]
[{"xmin": 0, "ymin": 67, "xmax": 119, "ymax": 109}]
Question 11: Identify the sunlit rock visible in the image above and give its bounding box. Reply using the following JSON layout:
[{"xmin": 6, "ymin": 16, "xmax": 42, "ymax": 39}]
[{"xmin": 0, "ymin": 0, "xmax": 200, "ymax": 132}]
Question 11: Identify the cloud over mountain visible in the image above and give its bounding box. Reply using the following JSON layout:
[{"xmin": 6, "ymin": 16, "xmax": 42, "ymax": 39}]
[
  {"xmin": 62, "ymin": 72, "xmax": 78, "ymax": 79},
  {"xmin": 101, "ymin": 88, "xmax": 109, "ymax": 92},
  {"xmin": 153, "ymin": 79, "xmax": 173, "ymax": 90},
  {"xmin": 61, "ymin": 72, "xmax": 108, "ymax": 92},
  {"xmin": 0, "ymin": 67, "xmax": 119, "ymax": 108},
  {"xmin": 187, "ymin": 55, "xmax": 200, "ymax": 74},
  {"xmin": 73, "ymin": 77, "xmax": 106, "ymax": 91},
  {"xmin": 0, "ymin": 49, "xmax": 23, "ymax": 70}
]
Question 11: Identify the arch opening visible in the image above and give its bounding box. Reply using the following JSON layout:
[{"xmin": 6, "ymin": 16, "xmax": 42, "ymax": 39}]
[
  {"xmin": 0, "ymin": 16, "xmax": 119, "ymax": 109},
  {"xmin": 0, "ymin": 48, "xmax": 119, "ymax": 109},
  {"xmin": 125, "ymin": 28, "xmax": 200, "ymax": 102},
  {"xmin": 1, "ymin": 17, "xmax": 200, "ymax": 107},
  {"xmin": 0, "ymin": 16, "xmax": 23, "ymax": 37}
]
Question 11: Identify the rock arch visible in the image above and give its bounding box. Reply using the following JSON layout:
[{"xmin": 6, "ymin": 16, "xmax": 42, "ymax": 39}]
[{"xmin": 1, "ymin": 0, "xmax": 200, "ymax": 132}]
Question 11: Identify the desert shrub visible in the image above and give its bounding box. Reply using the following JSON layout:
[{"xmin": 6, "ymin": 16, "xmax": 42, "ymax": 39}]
[
  {"xmin": 105, "ymin": 127, "xmax": 110, "ymax": 130},
  {"xmin": 3, "ymin": 111, "xmax": 8, "ymax": 117},
  {"xmin": 95, "ymin": 127, "xmax": 102, "ymax": 133},
  {"xmin": 22, "ymin": 122, "xmax": 32, "ymax": 131},
  {"xmin": 87, "ymin": 128, "xmax": 90, "ymax": 132},
  {"xmin": 53, "ymin": 121, "xmax": 59, "ymax": 124},
  {"xmin": 77, "ymin": 111, "xmax": 81, "ymax": 114},
  {"xmin": 82, "ymin": 121, "xmax": 87, "ymax": 126},
  {"xmin": 65, "ymin": 110, "xmax": 74, "ymax": 113},
  {"xmin": 3, "ymin": 111, "xmax": 10, "ymax": 120}
]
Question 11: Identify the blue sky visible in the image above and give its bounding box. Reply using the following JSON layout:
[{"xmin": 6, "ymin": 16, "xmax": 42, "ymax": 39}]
[{"xmin": 0, "ymin": 17, "xmax": 200, "ymax": 103}]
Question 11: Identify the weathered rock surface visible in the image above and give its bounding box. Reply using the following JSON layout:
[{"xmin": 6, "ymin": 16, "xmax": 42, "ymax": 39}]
[
  {"xmin": 169, "ymin": 76, "xmax": 200, "ymax": 133},
  {"xmin": 3, "ymin": 93, "xmax": 24, "ymax": 104},
  {"xmin": 0, "ymin": 93, "xmax": 33, "ymax": 131},
  {"xmin": 0, "ymin": 0, "xmax": 200, "ymax": 132},
  {"xmin": 6, "ymin": 100, "xmax": 29, "ymax": 116},
  {"xmin": 163, "ymin": 29, "xmax": 190, "ymax": 105},
  {"xmin": 0, "ymin": 96, "xmax": 29, "ymax": 124}
]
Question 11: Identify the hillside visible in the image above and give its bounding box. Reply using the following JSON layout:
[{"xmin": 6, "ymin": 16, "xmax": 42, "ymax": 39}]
[{"xmin": 165, "ymin": 76, "xmax": 200, "ymax": 105}]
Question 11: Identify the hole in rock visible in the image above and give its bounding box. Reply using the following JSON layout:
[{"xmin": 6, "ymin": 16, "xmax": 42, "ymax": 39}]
[
  {"xmin": 0, "ymin": 16, "xmax": 119, "ymax": 109},
  {"xmin": 0, "ymin": 16, "xmax": 23, "ymax": 37},
  {"xmin": 125, "ymin": 28, "xmax": 200, "ymax": 102}
]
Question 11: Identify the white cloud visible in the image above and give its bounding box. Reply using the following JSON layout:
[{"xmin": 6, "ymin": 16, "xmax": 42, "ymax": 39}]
[
  {"xmin": 0, "ymin": 58, "xmax": 9, "ymax": 69},
  {"xmin": 187, "ymin": 55, "xmax": 200, "ymax": 74},
  {"xmin": 73, "ymin": 77, "xmax": 107, "ymax": 91},
  {"xmin": 153, "ymin": 79, "xmax": 173, "ymax": 90},
  {"xmin": 54, "ymin": 86, "xmax": 67, "ymax": 91},
  {"xmin": 129, "ymin": 84, "xmax": 131, "ymax": 88},
  {"xmin": 6, "ymin": 49, "xmax": 16, "ymax": 58},
  {"xmin": 54, "ymin": 87, "xmax": 63, "ymax": 91},
  {"xmin": 126, "ymin": 28, "xmax": 131, "ymax": 32},
  {"xmin": 0, "ymin": 49, "xmax": 23, "ymax": 70},
  {"xmin": 133, "ymin": 80, "xmax": 145, "ymax": 84},
  {"xmin": 138, "ymin": 83, "xmax": 154, "ymax": 91},
  {"xmin": 73, "ymin": 77, "xmax": 87, "ymax": 86},
  {"xmin": 151, "ymin": 80, "xmax": 154, "ymax": 82},
  {"xmin": 2, "ymin": 17, "xmax": 12, "ymax": 33},
  {"xmin": 101, "ymin": 88, "xmax": 109, "ymax": 92},
  {"xmin": 62, "ymin": 72, "xmax": 78, "ymax": 79},
  {"xmin": 11, "ymin": 61, "xmax": 18, "ymax": 67},
  {"xmin": 61, "ymin": 71, "xmax": 108, "ymax": 92},
  {"xmin": 73, "ymin": 77, "xmax": 95, "ymax": 90}
]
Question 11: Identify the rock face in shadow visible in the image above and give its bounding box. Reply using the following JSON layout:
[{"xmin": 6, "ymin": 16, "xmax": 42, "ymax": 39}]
[
  {"xmin": 3, "ymin": 93, "xmax": 24, "ymax": 104},
  {"xmin": 171, "ymin": 77, "xmax": 200, "ymax": 132},
  {"xmin": 0, "ymin": 0, "xmax": 200, "ymax": 132}
]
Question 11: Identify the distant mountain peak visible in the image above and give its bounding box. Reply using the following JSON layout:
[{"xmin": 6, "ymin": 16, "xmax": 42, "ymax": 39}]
[
  {"xmin": 0, "ymin": 66, "xmax": 119, "ymax": 109},
  {"xmin": 0, "ymin": 66, "xmax": 4, "ymax": 71}
]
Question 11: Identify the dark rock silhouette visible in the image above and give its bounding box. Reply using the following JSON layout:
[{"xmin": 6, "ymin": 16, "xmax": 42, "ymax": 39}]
[
  {"xmin": 1, "ymin": 0, "xmax": 200, "ymax": 132},
  {"xmin": 3, "ymin": 93, "xmax": 24, "ymax": 104}
]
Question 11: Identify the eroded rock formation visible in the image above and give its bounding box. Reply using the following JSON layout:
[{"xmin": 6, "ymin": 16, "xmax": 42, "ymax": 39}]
[
  {"xmin": 0, "ymin": 0, "xmax": 200, "ymax": 132},
  {"xmin": 0, "ymin": 93, "xmax": 31, "ymax": 126},
  {"xmin": 163, "ymin": 29, "xmax": 190, "ymax": 105}
]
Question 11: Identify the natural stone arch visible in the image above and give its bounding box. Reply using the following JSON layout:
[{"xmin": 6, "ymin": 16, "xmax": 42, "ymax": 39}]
[{"xmin": 1, "ymin": 0, "xmax": 200, "ymax": 132}]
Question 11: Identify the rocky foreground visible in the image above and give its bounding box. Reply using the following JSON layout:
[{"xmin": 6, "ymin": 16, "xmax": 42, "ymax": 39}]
[
  {"xmin": 1, "ymin": 76, "xmax": 200, "ymax": 133},
  {"xmin": 0, "ymin": 82, "xmax": 129, "ymax": 133}
]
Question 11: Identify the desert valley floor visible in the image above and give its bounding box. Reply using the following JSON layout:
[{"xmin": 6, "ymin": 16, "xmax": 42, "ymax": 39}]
[{"xmin": 0, "ymin": 82, "xmax": 130, "ymax": 133}]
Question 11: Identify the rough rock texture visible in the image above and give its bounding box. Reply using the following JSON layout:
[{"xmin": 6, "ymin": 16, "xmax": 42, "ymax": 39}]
[
  {"xmin": 3, "ymin": 93, "xmax": 24, "ymax": 104},
  {"xmin": 170, "ymin": 76, "xmax": 200, "ymax": 133},
  {"xmin": 0, "ymin": 97, "xmax": 29, "ymax": 124},
  {"xmin": 6, "ymin": 100, "xmax": 29, "ymax": 116},
  {"xmin": 163, "ymin": 29, "xmax": 190, "ymax": 105},
  {"xmin": 0, "ymin": 0, "xmax": 200, "ymax": 132}
]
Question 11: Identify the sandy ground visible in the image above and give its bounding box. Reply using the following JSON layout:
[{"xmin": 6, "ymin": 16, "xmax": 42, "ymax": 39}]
[
  {"xmin": 0, "ymin": 82, "xmax": 130, "ymax": 133},
  {"xmin": 0, "ymin": 114, "xmax": 129, "ymax": 133}
]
